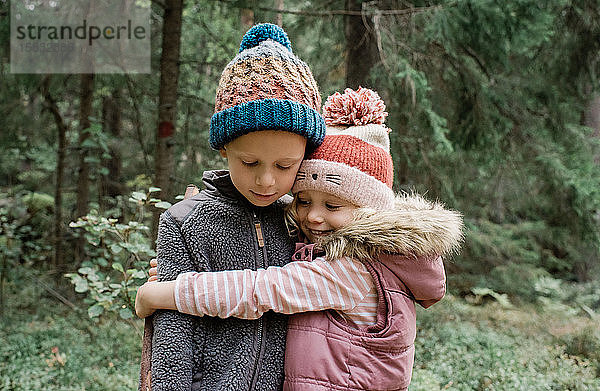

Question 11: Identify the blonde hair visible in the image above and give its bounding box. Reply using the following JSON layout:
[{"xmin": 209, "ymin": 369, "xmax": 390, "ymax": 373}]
[{"xmin": 284, "ymin": 194, "xmax": 301, "ymax": 239}]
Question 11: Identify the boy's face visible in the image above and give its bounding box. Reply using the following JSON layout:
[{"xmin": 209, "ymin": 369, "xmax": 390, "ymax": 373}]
[{"xmin": 220, "ymin": 130, "xmax": 307, "ymax": 207}]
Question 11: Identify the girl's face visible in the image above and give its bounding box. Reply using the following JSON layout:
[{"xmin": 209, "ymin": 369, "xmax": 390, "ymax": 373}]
[
  {"xmin": 296, "ymin": 190, "xmax": 358, "ymax": 243},
  {"xmin": 221, "ymin": 130, "xmax": 306, "ymax": 207}
]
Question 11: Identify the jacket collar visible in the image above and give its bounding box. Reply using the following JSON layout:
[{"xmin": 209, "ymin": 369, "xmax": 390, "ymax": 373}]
[
  {"xmin": 201, "ymin": 169, "xmax": 293, "ymax": 210},
  {"xmin": 202, "ymin": 170, "xmax": 243, "ymax": 202},
  {"xmin": 319, "ymin": 193, "xmax": 464, "ymax": 260}
]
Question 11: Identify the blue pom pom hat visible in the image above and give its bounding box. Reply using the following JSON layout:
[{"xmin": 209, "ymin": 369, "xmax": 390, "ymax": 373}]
[{"xmin": 209, "ymin": 23, "xmax": 325, "ymax": 151}]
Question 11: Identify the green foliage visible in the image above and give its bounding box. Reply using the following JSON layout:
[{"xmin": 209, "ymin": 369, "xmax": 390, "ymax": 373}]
[
  {"xmin": 469, "ymin": 287, "xmax": 513, "ymax": 308},
  {"xmin": 0, "ymin": 262, "xmax": 139, "ymax": 390},
  {"xmin": 0, "ymin": 191, "xmax": 54, "ymax": 267},
  {"xmin": 449, "ymin": 219, "xmax": 572, "ymax": 299},
  {"xmin": 3, "ymin": 271, "xmax": 600, "ymax": 390},
  {"xmin": 0, "ymin": 0, "xmax": 599, "ymax": 344},
  {"xmin": 370, "ymin": 0, "xmax": 600, "ymax": 287},
  {"xmin": 559, "ymin": 324, "xmax": 600, "ymax": 368},
  {"xmin": 80, "ymin": 121, "xmax": 112, "ymax": 180},
  {"xmin": 65, "ymin": 188, "xmax": 167, "ymax": 321},
  {"xmin": 0, "ymin": 313, "xmax": 139, "ymax": 390},
  {"xmin": 535, "ymin": 278, "xmax": 600, "ymax": 320},
  {"xmin": 381, "ymin": 57, "xmax": 453, "ymax": 154},
  {"xmin": 413, "ymin": 295, "xmax": 600, "ymax": 390}
]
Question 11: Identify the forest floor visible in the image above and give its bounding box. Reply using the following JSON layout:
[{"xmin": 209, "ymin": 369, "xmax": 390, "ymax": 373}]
[{"xmin": 1, "ymin": 272, "xmax": 599, "ymax": 391}]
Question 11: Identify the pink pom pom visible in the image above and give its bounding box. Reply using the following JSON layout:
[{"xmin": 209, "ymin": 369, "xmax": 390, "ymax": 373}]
[{"xmin": 322, "ymin": 87, "xmax": 388, "ymax": 126}]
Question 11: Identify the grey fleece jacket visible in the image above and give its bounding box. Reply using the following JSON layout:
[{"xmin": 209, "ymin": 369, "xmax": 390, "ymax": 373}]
[{"xmin": 150, "ymin": 170, "xmax": 295, "ymax": 391}]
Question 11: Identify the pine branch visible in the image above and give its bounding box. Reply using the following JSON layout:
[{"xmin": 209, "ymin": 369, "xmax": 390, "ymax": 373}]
[
  {"xmin": 150, "ymin": 0, "xmax": 166, "ymax": 9},
  {"xmin": 459, "ymin": 44, "xmax": 492, "ymax": 81},
  {"xmin": 254, "ymin": 4, "xmax": 444, "ymax": 17},
  {"xmin": 218, "ymin": 0, "xmax": 449, "ymax": 18}
]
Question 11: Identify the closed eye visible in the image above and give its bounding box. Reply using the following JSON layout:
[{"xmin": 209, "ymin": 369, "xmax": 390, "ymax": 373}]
[
  {"xmin": 297, "ymin": 198, "xmax": 310, "ymax": 206},
  {"xmin": 325, "ymin": 203, "xmax": 342, "ymax": 210},
  {"xmin": 242, "ymin": 160, "xmax": 258, "ymax": 167}
]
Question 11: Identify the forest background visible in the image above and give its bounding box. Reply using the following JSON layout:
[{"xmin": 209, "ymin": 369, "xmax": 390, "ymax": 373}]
[{"xmin": 1, "ymin": 0, "xmax": 600, "ymax": 390}]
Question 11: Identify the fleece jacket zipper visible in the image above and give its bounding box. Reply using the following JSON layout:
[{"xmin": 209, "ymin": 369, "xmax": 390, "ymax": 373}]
[{"xmin": 249, "ymin": 210, "xmax": 268, "ymax": 390}]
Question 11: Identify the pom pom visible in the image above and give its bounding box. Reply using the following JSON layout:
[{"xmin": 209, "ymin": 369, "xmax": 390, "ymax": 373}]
[
  {"xmin": 239, "ymin": 23, "xmax": 292, "ymax": 53},
  {"xmin": 322, "ymin": 87, "xmax": 388, "ymax": 126}
]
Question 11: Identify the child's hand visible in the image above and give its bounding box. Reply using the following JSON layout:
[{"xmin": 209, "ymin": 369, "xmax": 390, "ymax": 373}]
[
  {"xmin": 135, "ymin": 280, "xmax": 177, "ymax": 318},
  {"xmin": 135, "ymin": 282, "xmax": 157, "ymax": 318},
  {"xmin": 148, "ymin": 258, "xmax": 157, "ymax": 282}
]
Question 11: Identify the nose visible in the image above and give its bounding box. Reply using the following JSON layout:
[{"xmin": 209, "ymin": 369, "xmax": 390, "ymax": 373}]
[
  {"xmin": 306, "ymin": 205, "xmax": 324, "ymax": 224},
  {"xmin": 256, "ymin": 167, "xmax": 275, "ymax": 188}
]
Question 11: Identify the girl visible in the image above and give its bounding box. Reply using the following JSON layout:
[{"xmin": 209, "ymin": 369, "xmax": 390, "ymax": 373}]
[{"xmin": 137, "ymin": 88, "xmax": 463, "ymax": 390}]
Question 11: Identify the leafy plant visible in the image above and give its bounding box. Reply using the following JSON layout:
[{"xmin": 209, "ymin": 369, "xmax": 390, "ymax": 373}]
[{"xmin": 66, "ymin": 187, "xmax": 171, "ymax": 321}]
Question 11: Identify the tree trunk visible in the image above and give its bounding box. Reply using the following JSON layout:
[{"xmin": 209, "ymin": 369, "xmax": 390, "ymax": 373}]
[
  {"xmin": 76, "ymin": 74, "xmax": 95, "ymax": 217},
  {"xmin": 584, "ymin": 95, "xmax": 600, "ymax": 135},
  {"xmin": 126, "ymin": 77, "xmax": 152, "ymax": 174},
  {"xmin": 583, "ymin": 94, "xmax": 600, "ymax": 164},
  {"xmin": 152, "ymin": 0, "xmax": 184, "ymax": 241},
  {"xmin": 54, "ymin": 107, "xmax": 67, "ymax": 270},
  {"xmin": 41, "ymin": 76, "xmax": 68, "ymax": 269},
  {"xmin": 574, "ymin": 94, "xmax": 600, "ymax": 282},
  {"xmin": 241, "ymin": 7, "xmax": 254, "ymax": 30},
  {"xmin": 275, "ymin": 0, "xmax": 284, "ymax": 26},
  {"xmin": 75, "ymin": 73, "xmax": 95, "ymax": 260},
  {"xmin": 100, "ymin": 89, "xmax": 124, "ymax": 210},
  {"xmin": 345, "ymin": 0, "xmax": 379, "ymax": 90}
]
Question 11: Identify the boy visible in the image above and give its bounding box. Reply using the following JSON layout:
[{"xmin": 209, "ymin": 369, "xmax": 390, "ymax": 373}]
[{"xmin": 146, "ymin": 24, "xmax": 325, "ymax": 391}]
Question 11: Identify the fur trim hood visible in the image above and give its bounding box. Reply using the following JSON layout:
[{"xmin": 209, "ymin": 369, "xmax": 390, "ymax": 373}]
[{"xmin": 320, "ymin": 193, "xmax": 464, "ymax": 261}]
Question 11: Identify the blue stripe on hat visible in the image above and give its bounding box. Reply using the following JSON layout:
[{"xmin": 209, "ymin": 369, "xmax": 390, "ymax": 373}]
[{"xmin": 209, "ymin": 99, "xmax": 325, "ymax": 151}]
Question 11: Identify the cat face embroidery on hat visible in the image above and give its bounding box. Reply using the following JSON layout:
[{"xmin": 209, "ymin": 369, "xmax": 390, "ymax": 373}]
[
  {"xmin": 295, "ymin": 170, "xmax": 342, "ymax": 185},
  {"xmin": 294, "ymin": 159, "xmax": 395, "ymax": 210}
]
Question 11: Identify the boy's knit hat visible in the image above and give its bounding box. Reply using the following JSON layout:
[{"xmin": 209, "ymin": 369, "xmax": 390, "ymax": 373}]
[
  {"xmin": 209, "ymin": 23, "xmax": 326, "ymax": 151},
  {"xmin": 292, "ymin": 87, "xmax": 395, "ymax": 210}
]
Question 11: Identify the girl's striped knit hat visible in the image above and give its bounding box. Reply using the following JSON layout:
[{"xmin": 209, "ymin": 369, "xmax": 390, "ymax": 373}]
[
  {"xmin": 209, "ymin": 23, "xmax": 326, "ymax": 151},
  {"xmin": 292, "ymin": 87, "xmax": 395, "ymax": 210}
]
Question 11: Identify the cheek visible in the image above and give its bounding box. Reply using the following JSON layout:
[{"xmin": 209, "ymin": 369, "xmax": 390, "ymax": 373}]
[
  {"xmin": 229, "ymin": 164, "xmax": 251, "ymax": 187},
  {"xmin": 278, "ymin": 170, "xmax": 299, "ymax": 188},
  {"xmin": 296, "ymin": 208, "xmax": 308, "ymax": 225},
  {"xmin": 332, "ymin": 211, "xmax": 354, "ymax": 229}
]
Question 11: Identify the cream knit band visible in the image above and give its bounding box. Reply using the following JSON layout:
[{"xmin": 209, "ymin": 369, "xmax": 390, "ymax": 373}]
[
  {"xmin": 326, "ymin": 124, "xmax": 390, "ymax": 153},
  {"xmin": 292, "ymin": 159, "xmax": 395, "ymax": 210}
]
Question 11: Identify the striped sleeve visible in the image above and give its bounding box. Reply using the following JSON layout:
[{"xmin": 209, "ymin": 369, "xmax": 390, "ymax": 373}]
[{"xmin": 173, "ymin": 256, "xmax": 374, "ymax": 320}]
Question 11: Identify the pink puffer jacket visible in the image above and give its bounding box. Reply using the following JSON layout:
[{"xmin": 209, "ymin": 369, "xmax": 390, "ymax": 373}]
[{"xmin": 283, "ymin": 194, "xmax": 463, "ymax": 391}]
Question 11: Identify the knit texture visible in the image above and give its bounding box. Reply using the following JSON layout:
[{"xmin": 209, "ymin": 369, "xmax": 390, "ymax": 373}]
[
  {"xmin": 149, "ymin": 171, "xmax": 294, "ymax": 391},
  {"xmin": 309, "ymin": 135, "xmax": 393, "ymax": 186},
  {"xmin": 292, "ymin": 88, "xmax": 395, "ymax": 209},
  {"xmin": 323, "ymin": 87, "xmax": 388, "ymax": 126},
  {"xmin": 210, "ymin": 23, "xmax": 325, "ymax": 151}
]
